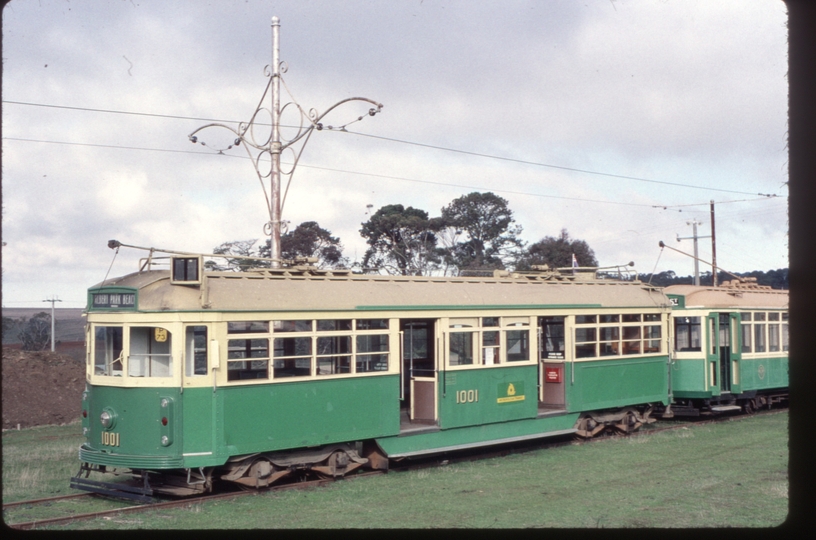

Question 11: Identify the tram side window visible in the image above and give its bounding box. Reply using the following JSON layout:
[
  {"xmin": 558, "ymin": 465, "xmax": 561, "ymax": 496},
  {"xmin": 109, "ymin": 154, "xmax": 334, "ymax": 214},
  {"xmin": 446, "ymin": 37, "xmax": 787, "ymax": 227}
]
[
  {"xmin": 227, "ymin": 339, "xmax": 269, "ymax": 380},
  {"xmin": 741, "ymin": 313, "xmax": 752, "ymax": 353},
  {"xmin": 185, "ymin": 326, "xmax": 208, "ymax": 377},
  {"xmin": 273, "ymin": 337, "xmax": 312, "ymax": 378},
  {"xmin": 356, "ymin": 334, "xmax": 389, "ymax": 372},
  {"xmin": 622, "ymin": 326, "xmax": 642, "ymax": 355},
  {"xmin": 754, "ymin": 313, "xmax": 767, "ymax": 353},
  {"xmin": 356, "ymin": 319, "xmax": 390, "ymax": 330},
  {"xmin": 782, "ymin": 313, "xmax": 789, "ymax": 352},
  {"xmin": 94, "ymin": 326, "xmax": 124, "ymax": 376},
  {"xmin": 449, "ymin": 332, "xmax": 474, "ymax": 365},
  {"xmin": 599, "ymin": 327, "xmax": 619, "ymax": 356},
  {"xmin": 540, "ymin": 317, "xmax": 565, "ymax": 359},
  {"xmin": 273, "ymin": 320, "xmax": 313, "ymax": 333},
  {"xmin": 482, "ymin": 331, "xmax": 500, "ymax": 365},
  {"xmin": 317, "ymin": 319, "xmax": 353, "ymax": 331},
  {"xmin": 643, "ymin": 325, "xmax": 662, "ymax": 353},
  {"xmin": 316, "ymin": 336, "xmax": 351, "ymax": 375},
  {"xmin": 505, "ymin": 330, "xmax": 529, "ymax": 362},
  {"xmin": 575, "ymin": 327, "xmax": 597, "ymax": 358},
  {"xmin": 768, "ymin": 313, "xmax": 780, "ymax": 352},
  {"xmin": 674, "ymin": 317, "xmax": 701, "ymax": 352},
  {"xmin": 129, "ymin": 327, "xmax": 172, "ymax": 377},
  {"xmin": 228, "ymin": 321, "xmax": 269, "ymax": 334}
]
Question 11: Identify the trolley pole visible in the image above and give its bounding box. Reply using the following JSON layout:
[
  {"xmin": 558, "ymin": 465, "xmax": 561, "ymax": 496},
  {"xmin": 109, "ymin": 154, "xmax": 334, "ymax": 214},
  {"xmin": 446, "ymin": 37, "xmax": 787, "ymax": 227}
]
[
  {"xmin": 42, "ymin": 295, "xmax": 62, "ymax": 352},
  {"xmin": 710, "ymin": 201, "xmax": 718, "ymax": 287},
  {"xmin": 677, "ymin": 220, "xmax": 711, "ymax": 286}
]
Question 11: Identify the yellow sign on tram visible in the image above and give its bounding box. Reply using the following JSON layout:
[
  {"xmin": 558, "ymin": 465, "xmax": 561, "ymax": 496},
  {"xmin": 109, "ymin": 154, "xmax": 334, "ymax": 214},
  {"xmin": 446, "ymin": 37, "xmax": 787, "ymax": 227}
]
[{"xmin": 497, "ymin": 381, "xmax": 525, "ymax": 404}]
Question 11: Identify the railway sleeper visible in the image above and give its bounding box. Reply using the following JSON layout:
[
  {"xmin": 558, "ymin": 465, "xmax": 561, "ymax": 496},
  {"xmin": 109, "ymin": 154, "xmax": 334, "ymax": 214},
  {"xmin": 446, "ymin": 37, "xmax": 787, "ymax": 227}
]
[{"xmin": 574, "ymin": 406, "xmax": 655, "ymax": 438}]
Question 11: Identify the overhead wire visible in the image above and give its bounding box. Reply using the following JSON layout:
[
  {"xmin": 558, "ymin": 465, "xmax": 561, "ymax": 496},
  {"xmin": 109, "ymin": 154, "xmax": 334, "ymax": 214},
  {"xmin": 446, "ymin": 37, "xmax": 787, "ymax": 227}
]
[
  {"xmin": 5, "ymin": 135, "xmax": 768, "ymax": 212},
  {"xmin": 3, "ymin": 99, "xmax": 785, "ymax": 199}
]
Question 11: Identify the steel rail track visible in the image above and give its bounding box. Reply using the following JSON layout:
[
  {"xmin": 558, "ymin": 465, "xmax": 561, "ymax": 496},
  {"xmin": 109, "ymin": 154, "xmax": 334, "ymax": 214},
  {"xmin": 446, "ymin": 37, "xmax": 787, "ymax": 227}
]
[
  {"xmin": 7, "ymin": 471, "xmax": 385, "ymax": 530},
  {"xmin": 3, "ymin": 492, "xmax": 92, "ymax": 509}
]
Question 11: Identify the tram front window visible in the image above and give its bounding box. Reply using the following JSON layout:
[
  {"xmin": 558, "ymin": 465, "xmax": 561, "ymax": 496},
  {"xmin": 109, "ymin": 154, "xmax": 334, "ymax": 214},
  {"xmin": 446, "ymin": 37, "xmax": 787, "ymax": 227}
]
[
  {"xmin": 128, "ymin": 327, "xmax": 173, "ymax": 377},
  {"xmin": 94, "ymin": 326, "xmax": 124, "ymax": 376}
]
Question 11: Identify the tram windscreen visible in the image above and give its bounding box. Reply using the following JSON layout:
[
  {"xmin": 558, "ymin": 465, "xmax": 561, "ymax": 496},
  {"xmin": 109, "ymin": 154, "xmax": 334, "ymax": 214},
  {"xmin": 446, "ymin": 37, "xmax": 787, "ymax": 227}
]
[{"xmin": 94, "ymin": 326, "xmax": 124, "ymax": 376}]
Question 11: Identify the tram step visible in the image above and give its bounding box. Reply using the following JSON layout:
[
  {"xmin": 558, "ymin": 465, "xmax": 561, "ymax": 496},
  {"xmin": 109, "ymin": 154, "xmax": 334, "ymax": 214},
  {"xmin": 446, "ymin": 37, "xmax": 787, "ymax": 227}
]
[{"xmin": 709, "ymin": 405, "xmax": 741, "ymax": 412}]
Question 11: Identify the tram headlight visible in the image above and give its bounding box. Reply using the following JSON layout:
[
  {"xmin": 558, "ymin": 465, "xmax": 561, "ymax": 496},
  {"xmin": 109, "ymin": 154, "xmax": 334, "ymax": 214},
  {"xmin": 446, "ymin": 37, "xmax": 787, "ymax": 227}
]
[{"xmin": 99, "ymin": 407, "xmax": 117, "ymax": 429}]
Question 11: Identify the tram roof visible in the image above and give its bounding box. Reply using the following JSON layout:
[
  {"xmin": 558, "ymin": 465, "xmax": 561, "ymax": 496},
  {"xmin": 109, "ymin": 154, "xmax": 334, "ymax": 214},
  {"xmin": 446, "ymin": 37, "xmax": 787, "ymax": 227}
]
[
  {"xmin": 663, "ymin": 284, "xmax": 788, "ymax": 310},
  {"xmin": 90, "ymin": 269, "xmax": 669, "ymax": 313}
]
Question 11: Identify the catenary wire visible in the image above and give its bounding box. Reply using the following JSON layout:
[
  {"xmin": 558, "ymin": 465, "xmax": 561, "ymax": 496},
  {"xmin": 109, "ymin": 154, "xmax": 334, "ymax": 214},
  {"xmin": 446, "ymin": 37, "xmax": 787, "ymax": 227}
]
[{"xmin": 3, "ymin": 99, "xmax": 783, "ymax": 198}]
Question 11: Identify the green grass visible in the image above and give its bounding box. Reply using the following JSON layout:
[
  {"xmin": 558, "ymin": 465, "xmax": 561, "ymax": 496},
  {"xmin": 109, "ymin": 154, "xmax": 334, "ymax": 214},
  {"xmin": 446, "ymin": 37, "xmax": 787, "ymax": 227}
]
[
  {"xmin": 2, "ymin": 422, "xmax": 86, "ymax": 502},
  {"xmin": 3, "ymin": 412, "xmax": 788, "ymax": 528}
]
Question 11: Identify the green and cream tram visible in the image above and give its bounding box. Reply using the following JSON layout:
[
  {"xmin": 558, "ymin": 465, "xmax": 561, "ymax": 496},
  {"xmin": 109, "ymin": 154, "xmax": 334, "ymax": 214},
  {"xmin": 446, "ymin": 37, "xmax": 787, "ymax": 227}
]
[
  {"xmin": 665, "ymin": 280, "xmax": 789, "ymax": 415},
  {"xmin": 73, "ymin": 251, "xmax": 673, "ymax": 500}
]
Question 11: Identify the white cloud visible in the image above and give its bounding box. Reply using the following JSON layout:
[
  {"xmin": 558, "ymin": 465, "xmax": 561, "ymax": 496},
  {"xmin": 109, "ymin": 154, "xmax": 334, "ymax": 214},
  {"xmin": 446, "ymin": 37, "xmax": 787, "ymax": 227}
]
[{"xmin": 1, "ymin": 0, "xmax": 789, "ymax": 307}]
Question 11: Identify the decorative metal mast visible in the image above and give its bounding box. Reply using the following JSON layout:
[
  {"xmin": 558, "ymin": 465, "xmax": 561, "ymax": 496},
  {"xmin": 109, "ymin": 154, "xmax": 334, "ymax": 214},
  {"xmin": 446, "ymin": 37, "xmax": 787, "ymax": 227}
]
[{"xmin": 189, "ymin": 16, "xmax": 383, "ymax": 267}]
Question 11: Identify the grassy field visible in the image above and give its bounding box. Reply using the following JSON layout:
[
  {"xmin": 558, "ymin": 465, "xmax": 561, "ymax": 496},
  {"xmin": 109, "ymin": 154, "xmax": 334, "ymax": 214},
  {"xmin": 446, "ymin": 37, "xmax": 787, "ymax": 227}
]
[{"xmin": 2, "ymin": 412, "xmax": 789, "ymax": 528}]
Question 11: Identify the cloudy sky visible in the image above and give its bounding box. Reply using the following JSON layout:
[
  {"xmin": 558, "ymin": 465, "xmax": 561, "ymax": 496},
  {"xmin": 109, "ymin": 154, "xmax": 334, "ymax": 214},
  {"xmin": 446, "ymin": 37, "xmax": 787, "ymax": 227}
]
[{"xmin": 2, "ymin": 0, "xmax": 789, "ymax": 308}]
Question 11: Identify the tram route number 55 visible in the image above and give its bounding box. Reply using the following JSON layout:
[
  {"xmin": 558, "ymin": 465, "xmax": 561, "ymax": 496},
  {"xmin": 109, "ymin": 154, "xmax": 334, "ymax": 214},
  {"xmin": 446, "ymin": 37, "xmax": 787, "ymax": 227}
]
[{"xmin": 455, "ymin": 389, "xmax": 479, "ymax": 404}]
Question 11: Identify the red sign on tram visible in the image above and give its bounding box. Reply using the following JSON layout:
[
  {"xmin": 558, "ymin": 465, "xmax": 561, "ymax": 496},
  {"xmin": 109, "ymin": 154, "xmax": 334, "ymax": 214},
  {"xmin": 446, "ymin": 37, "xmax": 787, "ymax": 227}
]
[{"xmin": 544, "ymin": 367, "xmax": 562, "ymax": 383}]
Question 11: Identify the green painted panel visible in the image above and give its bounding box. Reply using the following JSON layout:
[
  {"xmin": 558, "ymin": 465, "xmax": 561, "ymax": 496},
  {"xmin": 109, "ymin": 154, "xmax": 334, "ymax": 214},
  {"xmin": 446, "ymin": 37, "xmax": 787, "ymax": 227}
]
[
  {"xmin": 181, "ymin": 387, "xmax": 213, "ymax": 455},
  {"xmin": 739, "ymin": 357, "xmax": 789, "ymax": 391},
  {"xmin": 85, "ymin": 386, "xmax": 182, "ymax": 460},
  {"xmin": 376, "ymin": 412, "xmax": 580, "ymax": 457},
  {"xmin": 220, "ymin": 375, "xmax": 400, "ymax": 455},
  {"xmin": 566, "ymin": 356, "xmax": 670, "ymax": 411},
  {"xmin": 439, "ymin": 366, "xmax": 538, "ymax": 429},
  {"xmin": 671, "ymin": 359, "xmax": 709, "ymax": 397}
]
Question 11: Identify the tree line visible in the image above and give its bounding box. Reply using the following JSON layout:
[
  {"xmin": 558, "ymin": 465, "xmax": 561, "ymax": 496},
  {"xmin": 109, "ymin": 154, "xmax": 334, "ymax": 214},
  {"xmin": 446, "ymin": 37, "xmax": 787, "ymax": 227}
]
[
  {"xmin": 639, "ymin": 269, "xmax": 788, "ymax": 289},
  {"xmin": 207, "ymin": 190, "xmax": 787, "ymax": 289},
  {"xmin": 210, "ymin": 191, "xmax": 597, "ymax": 276}
]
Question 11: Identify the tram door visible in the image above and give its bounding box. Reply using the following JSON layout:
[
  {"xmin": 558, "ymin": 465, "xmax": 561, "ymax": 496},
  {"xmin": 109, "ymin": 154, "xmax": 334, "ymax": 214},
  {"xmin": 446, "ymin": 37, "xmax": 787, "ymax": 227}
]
[
  {"xmin": 400, "ymin": 320, "xmax": 437, "ymax": 423},
  {"xmin": 538, "ymin": 316, "xmax": 566, "ymax": 408},
  {"xmin": 181, "ymin": 325, "xmax": 214, "ymax": 454},
  {"xmin": 706, "ymin": 313, "xmax": 742, "ymax": 395}
]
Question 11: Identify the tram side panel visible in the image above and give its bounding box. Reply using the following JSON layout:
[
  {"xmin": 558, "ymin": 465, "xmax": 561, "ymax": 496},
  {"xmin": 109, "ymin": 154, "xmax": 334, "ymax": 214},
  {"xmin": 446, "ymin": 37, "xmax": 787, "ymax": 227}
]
[
  {"xmin": 438, "ymin": 364, "xmax": 539, "ymax": 429},
  {"xmin": 216, "ymin": 375, "xmax": 400, "ymax": 456},
  {"xmin": 566, "ymin": 355, "xmax": 671, "ymax": 412}
]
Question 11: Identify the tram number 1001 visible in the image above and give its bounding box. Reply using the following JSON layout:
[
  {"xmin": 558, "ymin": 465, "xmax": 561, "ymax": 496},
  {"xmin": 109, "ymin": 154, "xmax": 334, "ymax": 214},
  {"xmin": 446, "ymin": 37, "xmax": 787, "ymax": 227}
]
[
  {"xmin": 101, "ymin": 432, "xmax": 120, "ymax": 447},
  {"xmin": 455, "ymin": 389, "xmax": 479, "ymax": 404}
]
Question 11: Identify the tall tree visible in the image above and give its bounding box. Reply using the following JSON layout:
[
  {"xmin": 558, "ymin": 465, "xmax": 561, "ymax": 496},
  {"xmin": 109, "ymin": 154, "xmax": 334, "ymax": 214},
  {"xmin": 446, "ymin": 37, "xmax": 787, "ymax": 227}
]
[
  {"xmin": 19, "ymin": 312, "xmax": 51, "ymax": 351},
  {"xmin": 279, "ymin": 221, "xmax": 346, "ymax": 268},
  {"xmin": 205, "ymin": 239, "xmax": 261, "ymax": 271},
  {"xmin": 360, "ymin": 204, "xmax": 441, "ymax": 275},
  {"xmin": 517, "ymin": 228, "xmax": 598, "ymax": 270},
  {"xmin": 439, "ymin": 192, "xmax": 524, "ymax": 273}
]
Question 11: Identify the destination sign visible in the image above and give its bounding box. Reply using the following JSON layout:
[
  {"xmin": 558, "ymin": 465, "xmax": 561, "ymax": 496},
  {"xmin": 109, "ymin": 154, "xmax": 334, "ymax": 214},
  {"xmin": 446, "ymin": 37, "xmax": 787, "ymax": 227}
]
[{"xmin": 92, "ymin": 292, "xmax": 136, "ymax": 309}]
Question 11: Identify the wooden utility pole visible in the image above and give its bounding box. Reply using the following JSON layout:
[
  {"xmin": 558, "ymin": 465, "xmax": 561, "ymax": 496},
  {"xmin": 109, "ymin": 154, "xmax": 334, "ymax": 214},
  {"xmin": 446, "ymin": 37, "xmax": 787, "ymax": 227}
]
[
  {"xmin": 42, "ymin": 295, "xmax": 62, "ymax": 352},
  {"xmin": 710, "ymin": 200, "xmax": 718, "ymax": 287}
]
